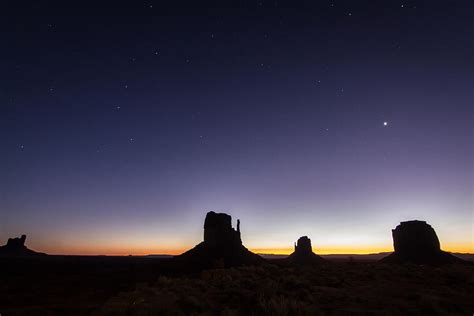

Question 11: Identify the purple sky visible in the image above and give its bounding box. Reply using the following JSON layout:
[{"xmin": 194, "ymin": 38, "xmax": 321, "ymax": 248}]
[{"xmin": 1, "ymin": 1, "xmax": 472, "ymax": 254}]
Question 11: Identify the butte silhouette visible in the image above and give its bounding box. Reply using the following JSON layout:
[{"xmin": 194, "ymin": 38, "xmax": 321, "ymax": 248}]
[
  {"xmin": 0, "ymin": 235, "xmax": 46, "ymax": 257},
  {"xmin": 173, "ymin": 211, "xmax": 263, "ymax": 269},
  {"xmin": 285, "ymin": 236, "xmax": 326, "ymax": 265},
  {"xmin": 381, "ymin": 220, "xmax": 464, "ymax": 264}
]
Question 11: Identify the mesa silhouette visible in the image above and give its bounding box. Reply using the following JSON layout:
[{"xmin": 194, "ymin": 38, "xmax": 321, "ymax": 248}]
[
  {"xmin": 0, "ymin": 235, "xmax": 45, "ymax": 257},
  {"xmin": 381, "ymin": 220, "xmax": 464, "ymax": 264},
  {"xmin": 173, "ymin": 211, "xmax": 263, "ymax": 269}
]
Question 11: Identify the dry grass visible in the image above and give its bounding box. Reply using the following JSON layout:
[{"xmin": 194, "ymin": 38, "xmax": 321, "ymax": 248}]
[{"xmin": 95, "ymin": 263, "xmax": 474, "ymax": 315}]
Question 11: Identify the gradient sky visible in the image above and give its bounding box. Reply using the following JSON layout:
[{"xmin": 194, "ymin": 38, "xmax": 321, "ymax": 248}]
[{"xmin": 1, "ymin": 1, "xmax": 473, "ymax": 255}]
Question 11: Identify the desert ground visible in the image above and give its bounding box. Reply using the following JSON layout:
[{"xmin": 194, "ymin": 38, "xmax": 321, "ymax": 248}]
[{"xmin": 1, "ymin": 256, "xmax": 473, "ymax": 315}]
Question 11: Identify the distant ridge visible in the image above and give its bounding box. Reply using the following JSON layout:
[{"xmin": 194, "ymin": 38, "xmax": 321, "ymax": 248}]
[
  {"xmin": 259, "ymin": 252, "xmax": 474, "ymax": 262},
  {"xmin": 258, "ymin": 252, "xmax": 392, "ymax": 261},
  {"xmin": 145, "ymin": 254, "xmax": 174, "ymax": 258}
]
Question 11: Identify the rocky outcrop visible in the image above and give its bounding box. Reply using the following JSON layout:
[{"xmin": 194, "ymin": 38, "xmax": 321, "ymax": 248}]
[
  {"xmin": 381, "ymin": 220, "xmax": 463, "ymax": 264},
  {"xmin": 294, "ymin": 236, "xmax": 312, "ymax": 253},
  {"xmin": 286, "ymin": 236, "xmax": 326, "ymax": 265},
  {"xmin": 8, "ymin": 235, "xmax": 27, "ymax": 248},
  {"xmin": 173, "ymin": 212, "xmax": 263, "ymax": 270},
  {"xmin": 203, "ymin": 212, "xmax": 241, "ymax": 247},
  {"xmin": 0, "ymin": 235, "xmax": 46, "ymax": 257}
]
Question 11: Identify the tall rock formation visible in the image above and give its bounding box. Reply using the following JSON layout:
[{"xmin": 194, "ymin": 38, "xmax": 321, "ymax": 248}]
[
  {"xmin": 286, "ymin": 236, "xmax": 326, "ymax": 264},
  {"xmin": 174, "ymin": 211, "xmax": 263, "ymax": 270},
  {"xmin": 0, "ymin": 235, "xmax": 46, "ymax": 257},
  {"xmin": 381, "ymin": 220, "xmax": 463, "ymax": 264},
  {"xmin": 203, "ymin": 212, "xmax": 241, "ymax": 248}
]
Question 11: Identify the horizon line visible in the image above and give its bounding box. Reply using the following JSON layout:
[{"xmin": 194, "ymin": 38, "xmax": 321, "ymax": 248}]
[{"xmin": 29, "ymin": 245, "xmax": 474, "ymax": 257}]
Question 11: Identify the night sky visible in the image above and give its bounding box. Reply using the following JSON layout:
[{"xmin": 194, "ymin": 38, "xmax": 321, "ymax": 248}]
[{"xmin": 1, "ymin": 1, "xmax": 473, "ymax": 255}]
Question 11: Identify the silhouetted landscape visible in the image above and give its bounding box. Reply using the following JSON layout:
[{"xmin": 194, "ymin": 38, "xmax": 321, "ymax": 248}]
[
  {"xmin": 1, "ymin": 212, "xmax": 473, "ymax": 315},
  {"xmin": 2, "ymin": 1, "xmax": 473, "ymax": 315}
]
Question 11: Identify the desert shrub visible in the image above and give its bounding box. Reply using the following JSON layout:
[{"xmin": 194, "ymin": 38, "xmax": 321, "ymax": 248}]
[
  {"xmin": 256, "ymin": 295, "xmax": 318, "ymax": 316},
  {"xmin": 93, "ymin": 263, "xmax": 474, "ymax": 315}
]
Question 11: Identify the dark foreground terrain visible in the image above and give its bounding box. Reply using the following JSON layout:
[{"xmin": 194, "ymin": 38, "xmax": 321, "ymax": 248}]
[{"xmin": 1, "ymin": 256, "xmax": 473, "ymax": 315}]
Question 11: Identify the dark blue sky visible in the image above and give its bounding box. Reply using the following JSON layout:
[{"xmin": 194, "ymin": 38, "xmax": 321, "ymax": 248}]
[{"xmin": 1, "ymin": 1, "xmax": 472, "ymax": 254}]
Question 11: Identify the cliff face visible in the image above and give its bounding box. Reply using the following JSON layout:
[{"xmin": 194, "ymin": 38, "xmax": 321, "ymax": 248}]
[
  {"xmin": 7, "ymin": 235, "xmax": 27, "ymax": 248},
  {"xmin": 287, "ymin": 236, "xmax": 326, "ymax": 265},
  {"xmin": 392, "ymin": 220, "xmax": 440, "ymax": 255},
  {"xmin": 203, "ymin": 212, "xmax": 241, "ymax": 248},
  {"xmin": 381, "ymin": 220, "xmax": 463, "ymax": 264},
  {"xmin": 294, "ymin": 236, "xmax": 312, "ymax": 254},
  {"xmin": 174, "ymin": 211, "xmax": 263, "ymax": 270}
]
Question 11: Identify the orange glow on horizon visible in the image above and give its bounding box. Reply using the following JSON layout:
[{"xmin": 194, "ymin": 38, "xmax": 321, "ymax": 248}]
[
  {"xmin": 250, "ymin": 246, "xmax": 394, "ymax": 255},
  {"xmin": 251, "ymin": 243, "xmax": 474, "ymax": 255},
  {"xmin": 39, "ymin": 243, "xmax": 474, "ymax": 256},
  {"xmin": 42, "ymin": 246, "xmax": 189, "ymax": 256}
]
